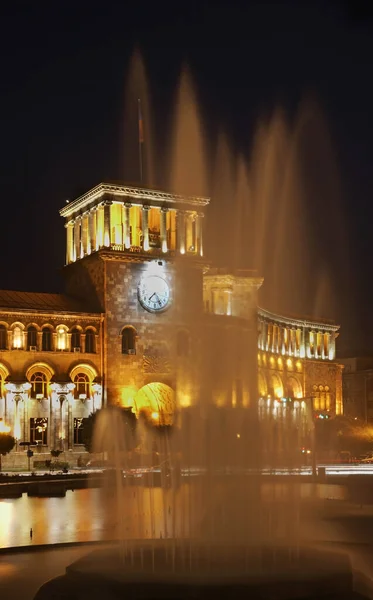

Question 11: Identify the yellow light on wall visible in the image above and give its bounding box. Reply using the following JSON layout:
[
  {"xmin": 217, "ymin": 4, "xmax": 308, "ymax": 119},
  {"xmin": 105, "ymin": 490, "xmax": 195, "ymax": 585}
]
[
  {"xmin": 0, "ymin": 419, "xmax": 10, "ymax": 433},
  {"xmin": 286, "ymin": 358, "xmax": 293, "ymax": 369},
  {"xmin": 151, "ymin": 411, "xmax": 159, "ymax": 421},
  {"xmin": 179, "ymin": 394, "xmax": 191, "ymax": 408},
  {"xmin": 121, "ymin": 386, "xmax": 137, "ymax": 408},
  {"xmin": 277, "ymin": 357, "xmax": 283, "ymax": 368},
  {"xmin": 270, "ymin": 356, "xmax": 275, "ymax": 366},
  {"xmin": 57, "ymin": 328, "xmax": 67, "ymax": 350},
  {"xmin": 13, "ymin": 326, "xmax": 22, "ymax": 349},
  {"xmin": 274, "ymin": 387, "xmax": 283, "ymax": 399}
]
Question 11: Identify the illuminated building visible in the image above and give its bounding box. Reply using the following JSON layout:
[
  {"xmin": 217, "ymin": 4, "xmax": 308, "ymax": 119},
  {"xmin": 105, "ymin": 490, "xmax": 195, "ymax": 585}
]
[{"xmin": 0, "ymin": 183, "xmax": 343, "ymax": 467}]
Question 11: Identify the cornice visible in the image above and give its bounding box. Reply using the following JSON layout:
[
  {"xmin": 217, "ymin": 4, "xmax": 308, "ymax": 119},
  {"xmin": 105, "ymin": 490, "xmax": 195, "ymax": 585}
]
[
  {"xmin": 258, "ymin": 306, "xmax": 339, "ymax": 332},
  {"xmin": 60, "ymin": 182, "xmax": 210, "ymax": 218},
  {"xmin": 0, "ymin": 309, "xmax": 102, "ymax": 321}
]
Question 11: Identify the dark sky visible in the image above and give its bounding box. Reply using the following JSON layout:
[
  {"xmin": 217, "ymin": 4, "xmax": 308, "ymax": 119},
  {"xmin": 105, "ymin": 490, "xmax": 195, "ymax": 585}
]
[{"xmin": 1, "ymin": 1, "xmax": 373, "ymax": 355}]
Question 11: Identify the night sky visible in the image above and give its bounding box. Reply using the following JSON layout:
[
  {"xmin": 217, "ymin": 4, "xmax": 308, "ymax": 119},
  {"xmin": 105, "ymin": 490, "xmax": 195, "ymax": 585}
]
[{"xmin": 1, "ymin": 1, "xmax": 373, "ymax": 355}]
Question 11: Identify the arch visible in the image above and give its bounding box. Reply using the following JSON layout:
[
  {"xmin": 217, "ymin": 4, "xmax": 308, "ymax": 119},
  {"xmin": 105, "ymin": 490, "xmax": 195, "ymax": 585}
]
[
  {"xmin": 26, "ymin": 362, "xmax": 55, "ymax": 381},
  {"xmin": 84, "ymin": 328, "xmax": 96, "ymax": 353},
  {"xmin": 27, "ymin": 325, "xmax": 38, "ymax": 349},
  {"xmin": 25, "ymin": 322, "xmax": 41, "ymax": 331},
  {"xmin": 269, "ymin": 373, "xmax": 284, "ymax": 398},
  {"xmin": 286, "ymin": 376, "xmax": 303, "ymax": 399},
  {"xmin": 10, "ymin": 322, "xmax": 24, "ymax": 349},
  {"xmin": 176, "ymin": 330, "xmax": 190, "ymax": 357},
  {"xmin": 56, "ymin": 324, "xmax": 68, "ymax": 351},
  {"xmin": 10, "ymin": 321, "xmax": 25, "ymax": 330},
  {"xmin": 26, "ymin": 362, "xmax": 54, "ymax": 399},
  {"xmin": 258, "ymin": 371, "xmax": 267, "ymax": 396},
  {"xmin": 121, "ymin": 326, "xmax": 137, "ymax": 355},
  {"xmin": 0, "ymin": 363, "xmax": 10, "ymax": 381},
  {"xmin": 69, "ymin": 363, "xmax": 98, "ymax": 382},
  {"xmin": 71, "ymin": 327, "xmax": 81, "ymax": 350},
  {"xmin": 0, "ymin": 324, "xmax": 7, "ymax": 350},
  {"xmin": 41, "ymin": 325, "xmax": 53, "ymax": 351},
  {"xmin": 73, "ymin": 372, "xmax": 90, "ymax": 399},
  {"xmin": 29, "ymin": 372, "xmax": 48, "ymax": 398},
  {"xmin": 134, "ymin": 382, "xmax": 175, "ymax": 425}
]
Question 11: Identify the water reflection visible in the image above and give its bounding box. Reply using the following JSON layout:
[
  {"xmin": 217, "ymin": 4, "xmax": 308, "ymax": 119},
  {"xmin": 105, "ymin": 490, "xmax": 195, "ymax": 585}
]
[{"xmin": 0, "ymin": 483, "xmax": 346, "ymax": 549}]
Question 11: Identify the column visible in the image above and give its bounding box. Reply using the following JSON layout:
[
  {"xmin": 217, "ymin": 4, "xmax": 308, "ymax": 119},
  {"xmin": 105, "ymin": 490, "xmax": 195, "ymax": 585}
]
[
  {"xmin": 68, "ymin": 400, "xmax": 73, "ymax": 450},
  {"xmin": 196, "ymin": 213, "xmax": 204, "ymax": 256},
  {"xmin": 160, "ymin": 207, "xmax": 168, "ymax": 253},
  {"xmin": 142, "ymin": 205, "xmax": 150, "ymax": 251},
  {"xmin": 74, "ymin": 218, "xmax": 81, "ymax": 261},
  {"xmin": 264, "ymin": 322, "xmax": 269, "ymax": 351},
  {"xmin": 124, "ymin": 203, "xmax": 131, "ymax": 249},
  {"xmin": 65, "ymin": 221, "xmax": 74, "ymax": 264},
  {"xmin": 81, "ymin": 333, "xmax": 86, "ymax": 354},
  {"xmin": 177, "ymin": 210, "xmax": 186, "ymax": 254},
  {"xmin": 103, "ymin": 200, "xmax": 112, "ymax": 248},
  {"xmin": 306, "ymin": 330, "xmax": 312, "ymax": 359},
  {"xmin": 329, "ymin": 332, "xmax": 336, "ymax": 360},
  {"xmin": 300, "ymin": 327, "xmax": 306, "ymax": 358},
  {"xmin": 37, "ymin": 331, "xmax": 42, "ymax": 352},
  {"xmin": 88, "ymin": 209, "xmax": 96, "ymax": 254},
  {"xmin": 292, "ymin": 328, "xmax": 296, "ymax": 356},
  {"xmin": 82, "ymin": 213, "xmax": 89, "ymax": 255}
]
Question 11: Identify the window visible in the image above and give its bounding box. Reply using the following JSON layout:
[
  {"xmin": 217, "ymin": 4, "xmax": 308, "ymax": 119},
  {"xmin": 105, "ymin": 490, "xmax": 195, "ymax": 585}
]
[
  {"xmin": 177, "ymin": 330, "xmax": 190, "ymax": 357},
  {"xmin": 13, "ymin": 326, "xmax": 22, "ymax": 349},
  {"xmin": 30, "ymin": 417, "xmax": 48, "ymax": 445},
  {"xmin": 74, "ymin": 373, "xmax": 90, "ymax": 399},
  {"xmin": 0, "ymin": 325, "xmax": 6, "ymax": 350},
  {"xmin": 71, "ymin": 328, "xmax": 81, "ymax": 350},
  {"xmin": 122, "ymin": 327, "xmax": 136, "ymax": 354},
  {"xmin": 57, "ymin": 327, "xmax": 68, "ymax": 350},
  {"xmin": 30, "ymin": 372, "xmax": 48, "ymax": 398},
  {"xmin": 74, "ymin": 417, "xmax": 85, "ymax": 444},
  {"xmin": 27, "ymin": 326, "xmax": 37, "ymax": 349},
  {"xmin": 42, "ymin": 327, "xmax": 52, "ymax": 351},
  {"xmin": 85, "ymin": 329, "xmax": 95, "ymax": 353}
]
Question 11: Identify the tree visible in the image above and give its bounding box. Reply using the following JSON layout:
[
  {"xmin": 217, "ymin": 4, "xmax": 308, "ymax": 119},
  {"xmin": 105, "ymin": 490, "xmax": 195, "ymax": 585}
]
[
  {"xmin": 0, "ymin": 434, "xmax": 16, "ymax": 472},
  {"xmin": 83, "ymin": 407, "xmax": 137, "ymax": 454},
  {"xmin": 315, "ymin": 415, "xmax": 373, "ymax": 458}
]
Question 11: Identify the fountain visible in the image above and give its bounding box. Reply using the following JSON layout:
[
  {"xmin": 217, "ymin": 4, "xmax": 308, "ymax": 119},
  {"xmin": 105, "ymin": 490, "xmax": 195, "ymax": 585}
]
[{"xmin": 33, "ymin": 55, "xmax": 357, "ymax": 599}]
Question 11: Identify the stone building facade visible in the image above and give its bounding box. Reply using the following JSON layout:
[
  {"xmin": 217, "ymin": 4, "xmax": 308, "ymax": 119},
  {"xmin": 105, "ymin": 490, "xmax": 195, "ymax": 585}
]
[
  {"xmin": 339, "ymin": 357, "xmax": 373, "ymax": 422},
  {"xmin": 0, "ymin": 182, "xmax": 343, "ymax": 468}
]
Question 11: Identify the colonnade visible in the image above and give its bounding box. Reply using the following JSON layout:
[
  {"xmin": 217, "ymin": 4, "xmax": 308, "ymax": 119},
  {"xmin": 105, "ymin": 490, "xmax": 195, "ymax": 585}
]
[
  {"xmin": 65, "ymin": 201, "xmax": 204, "ymax": 263},
  {"xmin": 258, "ymin": 319, "xmax": 336, "ymax": 361},
  {"xmin": 0, "ymin": 383, "xmax": 102, "ymax": 451}
]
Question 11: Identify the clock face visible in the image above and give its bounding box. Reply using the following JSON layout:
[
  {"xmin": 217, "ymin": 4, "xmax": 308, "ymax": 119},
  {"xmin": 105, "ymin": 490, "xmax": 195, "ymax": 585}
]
[{"xmin": 138, "ymin": 275, "xmax": 170, "ymax": 312}]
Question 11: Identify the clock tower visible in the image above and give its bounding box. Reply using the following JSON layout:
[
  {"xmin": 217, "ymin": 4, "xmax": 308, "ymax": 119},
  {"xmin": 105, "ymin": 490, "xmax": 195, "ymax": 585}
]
[{"xmin": 60, "ymin": 183, "xmax": 208, "ymax": 421}]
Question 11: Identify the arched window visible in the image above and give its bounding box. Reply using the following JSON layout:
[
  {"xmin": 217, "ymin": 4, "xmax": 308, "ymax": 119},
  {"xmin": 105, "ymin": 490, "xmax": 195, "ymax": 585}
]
[
  {"xmin": 42, "ymin": 327, "xmax": 52, "ymax": 351},
  {"xmin": 13, "ymin": 326, "xmax": 22, "ymax": 349},
  {"xmin": 0, "ymin": 325, "xmax": 7, "ymax": 350},
  {"xmin": 122, "ymin": 327, "xmax": 136, "ymax": 355},
  {"xmin": 30, "ymin": 372, "xmax": 48, "ymax": 398},
  {"xmin": 74, "ymin": 373, "xmax": 90, "ymax": 399},
  {"xmin": 57, "ymin": 326, "xmax": 68, "ymax": 351},
  {"xmin": 71, "ymin": 328, "xmax": 81, "ymax": 350},
  {"xmin": 177, "ymin": 330, "xmax": 190, "ymax": 357},
  {"xmin": 85, "ymin": 329, "xmax": 95, "ymax": 353},
  {"xmin": 27, "ymin": 326, "xmax": 37, "ymax": 349}
]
